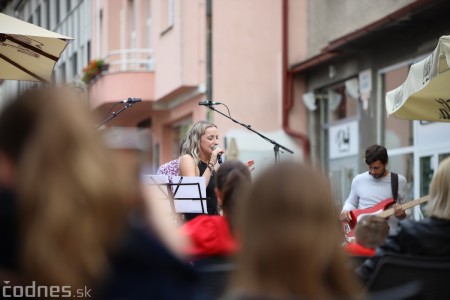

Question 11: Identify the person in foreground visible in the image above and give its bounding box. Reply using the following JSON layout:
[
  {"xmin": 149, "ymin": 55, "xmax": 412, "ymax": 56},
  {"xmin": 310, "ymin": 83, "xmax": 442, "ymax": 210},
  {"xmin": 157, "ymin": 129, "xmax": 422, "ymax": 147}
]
[
  {"xmin": 344, "ymin": 215, "xmax": 390, "ymax": 257},
  {"xmin": 179, "ymin": 120, "xmax": 224, "ymax": 215},
  {"xmin": 340, "ymin": 144, "xmax": 408, "ymax": 235},
  {"xmin": 181, "ymin": 160, "xmax": 251, "ymax": 300},
  {"xmin": 224, "ymin": 161, "xmax": 364, "ymax": 300},
  {"xmin": 357, "ymin": 156, "xmax": 450, "ymax": 282},
  {"xmin": 0, "ymin": 86, "xmax": 199, "ymax": 299},
  {"xmin": 181, "ymin": 159, "xmax": 251, "ymax": 259}
]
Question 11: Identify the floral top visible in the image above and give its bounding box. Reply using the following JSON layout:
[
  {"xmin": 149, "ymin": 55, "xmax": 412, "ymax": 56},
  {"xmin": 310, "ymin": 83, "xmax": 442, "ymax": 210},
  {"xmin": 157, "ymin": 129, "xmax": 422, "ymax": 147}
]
[{"xmin": 157, "ymin": 159, "xmax": 180, "ymax": 176}]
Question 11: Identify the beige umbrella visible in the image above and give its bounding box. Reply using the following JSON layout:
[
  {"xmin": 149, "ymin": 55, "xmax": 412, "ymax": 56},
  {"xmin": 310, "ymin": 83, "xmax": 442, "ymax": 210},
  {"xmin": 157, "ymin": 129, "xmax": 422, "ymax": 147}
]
[
  {"xmin": 386, "ymin": 35, "xmax": 450, "ymax": 122},
  {"xmin": 0, "ymin": 12, "xmax": 73, "ymax": 82}
]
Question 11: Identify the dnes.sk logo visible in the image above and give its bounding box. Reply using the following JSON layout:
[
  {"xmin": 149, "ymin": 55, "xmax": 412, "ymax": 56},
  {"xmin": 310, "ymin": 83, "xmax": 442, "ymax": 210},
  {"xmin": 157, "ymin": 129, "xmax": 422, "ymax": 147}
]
[{"xmin": 1, "ymin": 280, "xmax": 92, "ymax": 298}]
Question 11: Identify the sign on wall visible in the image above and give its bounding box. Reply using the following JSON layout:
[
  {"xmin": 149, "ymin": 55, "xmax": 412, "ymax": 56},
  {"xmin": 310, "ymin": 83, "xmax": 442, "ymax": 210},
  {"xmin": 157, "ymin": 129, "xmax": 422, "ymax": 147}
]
[
  {"xmin": 359, "ymin": 69, "xmax": 372, "ymax": 111},
  {"xmin": 329, "ymin": 120, "xmax": 359, "ymax": 159}
]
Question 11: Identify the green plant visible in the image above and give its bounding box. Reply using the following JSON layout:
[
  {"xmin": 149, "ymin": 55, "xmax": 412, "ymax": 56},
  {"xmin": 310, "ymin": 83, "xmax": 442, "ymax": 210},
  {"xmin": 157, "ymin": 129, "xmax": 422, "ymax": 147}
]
[{"xmin": 82, "ymin": 59, "xmax": 106, "ymax": 84}]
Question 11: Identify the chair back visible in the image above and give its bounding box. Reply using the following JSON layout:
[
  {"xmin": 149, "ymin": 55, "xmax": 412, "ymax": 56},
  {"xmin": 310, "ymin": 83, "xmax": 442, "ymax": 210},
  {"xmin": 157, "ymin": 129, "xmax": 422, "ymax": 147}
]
[
  {"xmin": 192, "ymin": 256, "xmax": 235, "ymax": 300},
  {"xmin": 348, "ymin": 255, "xmax": 371, "ymax": 270},
  {"xmin": 366, "ymin": 253, "xmax": 450, "ymax": 300}
]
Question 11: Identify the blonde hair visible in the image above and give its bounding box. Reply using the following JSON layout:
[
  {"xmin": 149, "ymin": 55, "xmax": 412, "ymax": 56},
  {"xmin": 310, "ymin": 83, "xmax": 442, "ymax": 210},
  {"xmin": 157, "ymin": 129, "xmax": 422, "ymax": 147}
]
[
  {"xmin": 427, "ymin": 156, "xmax": 450, "ymax": 220},
  {"xmin": 181, "ymin": 120, "xmax": 217, "ymax": 165},
  {"xmin": 15, "ymin": 87, "xmax": 128, "ymax": 289},
  {"xmin": 233, "ymin": 161, "xmax": 362, "ymax": 299}
]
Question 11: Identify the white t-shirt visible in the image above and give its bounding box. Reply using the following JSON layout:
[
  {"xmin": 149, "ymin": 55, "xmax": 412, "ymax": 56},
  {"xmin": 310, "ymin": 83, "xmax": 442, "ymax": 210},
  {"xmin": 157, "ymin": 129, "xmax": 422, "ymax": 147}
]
[
  {"xmin": 342, "ymin": 171, "xmax": 408, "ymax": 233},
  {"xmin": 343, "ymin": 171, "xmax": 407, "ymax": 211}
]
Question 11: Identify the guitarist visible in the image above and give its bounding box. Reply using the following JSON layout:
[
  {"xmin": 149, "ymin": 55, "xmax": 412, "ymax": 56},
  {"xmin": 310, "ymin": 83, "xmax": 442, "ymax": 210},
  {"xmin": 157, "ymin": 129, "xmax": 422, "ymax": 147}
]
[{"xmin": 339, "ymin": 144, "xmax": 408, "ymax": 235}]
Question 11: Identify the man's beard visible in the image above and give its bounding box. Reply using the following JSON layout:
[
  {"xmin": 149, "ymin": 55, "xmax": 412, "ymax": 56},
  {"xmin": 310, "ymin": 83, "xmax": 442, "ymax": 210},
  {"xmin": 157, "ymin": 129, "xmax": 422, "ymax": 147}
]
[{"xmin": 370, "ymin": 169, "xmax": 385, "ymax": 179}]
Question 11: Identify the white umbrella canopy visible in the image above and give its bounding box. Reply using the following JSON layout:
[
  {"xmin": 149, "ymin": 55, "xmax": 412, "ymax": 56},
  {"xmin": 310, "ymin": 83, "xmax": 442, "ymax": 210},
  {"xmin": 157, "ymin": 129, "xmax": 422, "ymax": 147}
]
[
  {"xmin": 386, "ymin": 35, "xmax": 450, "ymax": 122},
  {"xmin": 0, "ymin": 12, "xmax": 73, "ymax": 82}
]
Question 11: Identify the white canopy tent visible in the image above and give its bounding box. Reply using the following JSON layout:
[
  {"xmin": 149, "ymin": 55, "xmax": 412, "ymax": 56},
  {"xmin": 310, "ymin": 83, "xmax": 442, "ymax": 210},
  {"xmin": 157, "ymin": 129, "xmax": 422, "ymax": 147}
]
[
  {"xmin": 386, "ymin": 35, "xmax": 450, "ymax": 122},
  {"xmin": 0, "ymin": 12, "xmax": 72, "ymax": 82}
]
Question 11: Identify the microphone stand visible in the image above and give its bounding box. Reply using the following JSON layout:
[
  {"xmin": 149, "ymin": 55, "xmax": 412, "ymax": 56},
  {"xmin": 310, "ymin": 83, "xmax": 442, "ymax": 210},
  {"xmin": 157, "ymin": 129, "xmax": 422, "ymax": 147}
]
[
  {"xmin": 96, "ymin": 102, "xmax": 134, "ymax": 128},
  {"xmin": 206, "ymin": 105, "xmax": 294, "ymax": 163}
]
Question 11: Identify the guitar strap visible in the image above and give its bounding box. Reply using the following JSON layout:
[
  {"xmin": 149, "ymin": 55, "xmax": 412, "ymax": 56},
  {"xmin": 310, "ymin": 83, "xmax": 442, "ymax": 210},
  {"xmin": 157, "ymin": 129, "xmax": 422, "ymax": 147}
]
[{"xmin": 391, "ymin": 172, "xmax": 399, "ymax": 203}]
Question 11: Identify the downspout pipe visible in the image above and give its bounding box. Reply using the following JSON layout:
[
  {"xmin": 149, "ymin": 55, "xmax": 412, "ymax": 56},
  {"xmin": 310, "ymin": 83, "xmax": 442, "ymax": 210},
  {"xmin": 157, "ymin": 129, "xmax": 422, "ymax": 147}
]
[
  {"xmin": 282, "ymin": 0, "xmax": 310, "ymax": 159},
  {"xmin": 206, "ymin": 0, "xmax": 213, "ymax": 101},
  {"xmin": 206, "ymin": 0, "xmax": 213, "ymax": 121}
]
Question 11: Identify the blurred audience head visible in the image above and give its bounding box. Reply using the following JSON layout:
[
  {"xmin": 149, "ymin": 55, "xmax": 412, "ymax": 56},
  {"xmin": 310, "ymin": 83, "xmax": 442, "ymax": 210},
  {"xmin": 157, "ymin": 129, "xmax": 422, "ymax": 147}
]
[
  {"xmin": 427, "ymin": 156, "xmax": 450, "ymax": 220},
  {"xmin": 103, "ymin": 126, "xmax": 151, "ymax": 205},
  {"xmin": 0, "ymin": 89, "xmax": 49, "ymax": 189},
  {"xmin": 214, "ymin": 159, "xmax": 251, "ymax": 230},
  {"xmin": 233, "ymin": 161, "xmax": 362, "ymax": 299},
  {"xmin": 181, "ymin": 120, "xmax": 217, "ymax": 165},
  {"xmin": 2, "ymin": 86, "xmax": 128, "ymax": 289},
  {"xmin": 355, "ymin": 215, "xmax": 389, "ymax": 249}
]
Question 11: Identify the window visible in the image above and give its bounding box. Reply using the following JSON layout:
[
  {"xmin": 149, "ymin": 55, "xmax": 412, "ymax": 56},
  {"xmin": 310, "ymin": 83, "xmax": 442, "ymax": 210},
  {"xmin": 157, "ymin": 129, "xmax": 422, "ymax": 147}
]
[
  {"xmin": 146, "ymin": 0, "xmax": 152, "ymax": 48},
  {"xmin": 389, "ymin": 153, "xmax": 414, "ymax": 201},
  {"xmin": 56, "ymin": 0, "xmax": 60, "ymax": 25},
  {"xmin": 99, "ymin": 9, "xmax": 103, "ymax": 56},
  {"xmin": 326, "ymin": 78, "xmax": 359, "ymax": 123},
  {"xmin": 314, "ymin": 78, "xmax": 360, "ymax": 204},
  {"xmin": 71, "ymin": 52, "xmax": 78, "ymax": 77},
  {"xmin": 380, "ymin": 62, "xmax": 416, "ymax": 218},
  {"xmin": 168, "ymin": 0, "xmax": 174, "ymax": 27},
  {"xmin": 128, "ymin": 0, "xmax": 136, "ymax": 49},
  {"xmin": 383, "ymin": 66, "xmax": 413, "ymax": 148},
  {"xmin": 161, "ymin": 0, "xmax": 174, "ymax": 33},
  {"xmin": 60, "ymin": 62, "xmax": 66, "ymax": 83},
  {"xmin": 419, "ymin": 156, "xmax": 433, "ymax": 198},
  {"xmin": 418, "ymin": 152, "xmax": 450, "ymax": 218},
  {"xmin": 45, "ymin": 0, "xmax": 50, "ymax": 29},
  {"xmin": 87, "ymin": 41, "xmax": 91, "ymax": 63},
  {"xmin": 36, "ymin": 5, "xmax": 41, "ymax": 27}
]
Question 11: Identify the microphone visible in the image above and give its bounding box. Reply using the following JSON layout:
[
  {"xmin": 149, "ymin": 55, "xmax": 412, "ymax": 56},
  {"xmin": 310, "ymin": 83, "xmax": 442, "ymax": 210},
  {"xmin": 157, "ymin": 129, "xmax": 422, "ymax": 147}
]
[
  {"xmin": 120, "ymin": 98, "xmax": 142, "ymax": 103},
  {"xmin": 212, "ymin": 145, "xmax": 223, "ymax": 164},
  {"xmin": 198, "ymin": 100, "xmax": 222, "ymax": 106}
]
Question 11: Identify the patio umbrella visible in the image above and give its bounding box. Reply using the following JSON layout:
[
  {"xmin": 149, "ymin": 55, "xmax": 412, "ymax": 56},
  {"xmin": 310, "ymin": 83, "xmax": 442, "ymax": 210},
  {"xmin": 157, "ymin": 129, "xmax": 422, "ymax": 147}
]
[
  {"xmin": 386, "ymin": 35, "xmax": 450, "ymax": 122},
  {"xmin": 0, "ymin": 12, "xmax": 72, "ymax": 82}
]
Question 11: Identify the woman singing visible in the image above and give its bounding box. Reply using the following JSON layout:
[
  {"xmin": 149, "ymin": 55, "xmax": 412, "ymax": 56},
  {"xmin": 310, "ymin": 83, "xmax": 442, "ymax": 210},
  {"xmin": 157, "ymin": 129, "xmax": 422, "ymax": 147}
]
[{"xmin": 179, "ymin": 120, "xmax": 224, "ymax": 216}]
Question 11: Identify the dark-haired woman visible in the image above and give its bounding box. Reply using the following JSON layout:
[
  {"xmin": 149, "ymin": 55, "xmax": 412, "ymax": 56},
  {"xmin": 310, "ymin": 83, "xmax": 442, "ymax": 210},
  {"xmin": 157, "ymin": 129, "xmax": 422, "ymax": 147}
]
[{"xmin": 180, "ymin": 160, "xmax": 251, "ymax": 258}]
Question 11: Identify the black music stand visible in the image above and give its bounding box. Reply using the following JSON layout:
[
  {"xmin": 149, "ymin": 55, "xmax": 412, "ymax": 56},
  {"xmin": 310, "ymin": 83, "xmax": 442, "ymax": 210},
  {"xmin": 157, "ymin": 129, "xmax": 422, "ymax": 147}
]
[{"xmin": 144, "ymin": 175, "xmax": 208, "ymax": 215}]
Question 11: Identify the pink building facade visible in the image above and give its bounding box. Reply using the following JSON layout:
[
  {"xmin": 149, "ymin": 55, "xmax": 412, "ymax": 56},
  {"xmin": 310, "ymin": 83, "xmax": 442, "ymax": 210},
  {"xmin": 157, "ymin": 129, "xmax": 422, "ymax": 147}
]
[
  {"xmin": 2, "ymin": 0, "xmax": 450, "ymax": 215},
  {"xmin": 88, "ymin": 0, "xmax": 308, "ymax": 172}
]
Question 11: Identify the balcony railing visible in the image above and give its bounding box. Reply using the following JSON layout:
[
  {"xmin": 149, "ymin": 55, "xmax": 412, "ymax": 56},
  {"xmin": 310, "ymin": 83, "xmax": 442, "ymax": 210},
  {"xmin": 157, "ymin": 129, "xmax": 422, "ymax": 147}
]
[{"xmin": 104, "ymin": 48, "xmax": 154, "ymax": 72}]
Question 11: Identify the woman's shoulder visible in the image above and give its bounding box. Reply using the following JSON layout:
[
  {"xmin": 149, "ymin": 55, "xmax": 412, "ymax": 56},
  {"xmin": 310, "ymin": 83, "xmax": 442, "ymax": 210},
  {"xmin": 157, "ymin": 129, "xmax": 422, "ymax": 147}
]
[
  {"xmin": 179, "ymin": 154, "xmax": 193, "ymax": 159},
  {"xmin": 179, "ymin": 154, "xmax": 199, "ymax": 176},
  {"xmin": 179, "ymin": 154, "xmax": 195, "ymax": 164}
]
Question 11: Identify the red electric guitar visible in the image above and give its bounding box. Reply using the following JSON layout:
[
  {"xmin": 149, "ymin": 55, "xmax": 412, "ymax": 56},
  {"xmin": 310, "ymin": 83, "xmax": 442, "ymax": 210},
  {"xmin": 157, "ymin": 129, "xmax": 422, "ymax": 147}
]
[{"xmin": 342, "ymin": 195, "xmax": 430, "ymax": 242}]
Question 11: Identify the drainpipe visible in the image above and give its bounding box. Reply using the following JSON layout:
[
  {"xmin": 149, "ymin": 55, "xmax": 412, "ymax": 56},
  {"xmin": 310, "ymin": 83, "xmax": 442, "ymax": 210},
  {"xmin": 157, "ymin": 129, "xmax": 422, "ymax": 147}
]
[
  {"xmin": 206, "ymin": 0, "xmax": 213, "ymax": 121},
  {"xmin": 282, "ymin": 0, "xmax": 310, "ymax": 159}
]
